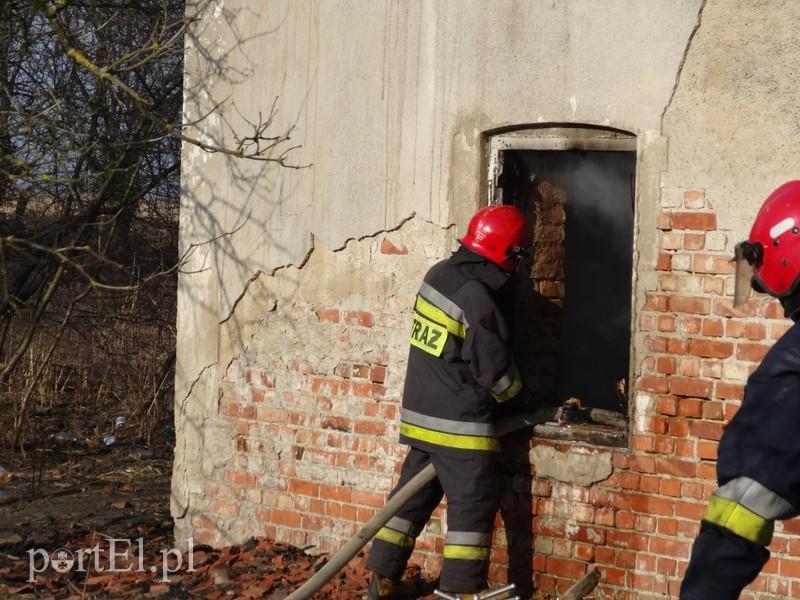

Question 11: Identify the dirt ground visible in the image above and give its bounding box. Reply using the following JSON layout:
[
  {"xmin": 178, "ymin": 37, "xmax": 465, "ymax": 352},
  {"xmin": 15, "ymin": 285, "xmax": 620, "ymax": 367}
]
[
  {"xmin": 0, "ymin": 448, "xmax": 394, "ymax": 599},
  {"xmin": 0, "ymin": 448, "xmax": 563, "ymax": 599}
]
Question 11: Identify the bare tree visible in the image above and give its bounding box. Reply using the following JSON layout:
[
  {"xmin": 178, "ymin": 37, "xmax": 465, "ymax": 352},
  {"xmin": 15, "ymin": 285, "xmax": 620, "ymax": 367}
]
[{"xmin": 0, "ymin": 0, "xmax": 300, "ymax": 448}]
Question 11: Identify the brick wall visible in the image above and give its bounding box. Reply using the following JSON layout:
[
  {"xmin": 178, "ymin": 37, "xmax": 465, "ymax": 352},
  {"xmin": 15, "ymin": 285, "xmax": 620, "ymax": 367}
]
[{"xmin": 189, "ymin": 194, "xmax": 800, "ymax": 599}]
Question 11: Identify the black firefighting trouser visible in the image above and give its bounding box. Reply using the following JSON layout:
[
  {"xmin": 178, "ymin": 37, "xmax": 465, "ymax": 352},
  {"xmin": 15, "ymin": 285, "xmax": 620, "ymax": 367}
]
[{"xmin": 366, "ymin": 446, "xmax": 498, "ymax": 593}]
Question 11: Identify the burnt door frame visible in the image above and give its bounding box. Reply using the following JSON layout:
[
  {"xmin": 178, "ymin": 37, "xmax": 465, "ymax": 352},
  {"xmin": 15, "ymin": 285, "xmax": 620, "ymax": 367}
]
[{"xmin": 485, "ymin": 126, "xmax": 637, "ymax": 447}]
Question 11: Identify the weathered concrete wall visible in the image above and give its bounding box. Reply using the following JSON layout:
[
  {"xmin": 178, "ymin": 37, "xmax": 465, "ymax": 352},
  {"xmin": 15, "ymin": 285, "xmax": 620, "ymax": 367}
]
[{"xmin": 176, "ymin": 0, "xmax": 800, "ymax": 597}]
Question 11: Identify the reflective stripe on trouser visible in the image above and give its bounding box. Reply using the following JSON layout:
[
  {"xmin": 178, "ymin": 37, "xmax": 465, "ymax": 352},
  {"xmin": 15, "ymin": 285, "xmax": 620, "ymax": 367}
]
[
  {"xmin": 704, "ymin": 477, "xmax": 800, "ymax": 546},
  {"xmin": 399, "ymin": 408, "xmax": 500, "ymax": 452},
  {"xmin": 366, "ymin": 447, "xmax": 499, "ymax": 593}
]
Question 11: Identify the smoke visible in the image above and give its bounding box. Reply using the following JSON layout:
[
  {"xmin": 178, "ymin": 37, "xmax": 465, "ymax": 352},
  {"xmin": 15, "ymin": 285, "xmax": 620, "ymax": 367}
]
[{"xmin": 505, "ymin": 149, "xmax": 636, "ymax": 411}]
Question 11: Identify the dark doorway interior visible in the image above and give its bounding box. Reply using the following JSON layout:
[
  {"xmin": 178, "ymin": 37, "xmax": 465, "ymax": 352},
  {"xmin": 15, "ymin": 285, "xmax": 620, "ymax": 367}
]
[{"xmin": 498, "ymin": 149, "xmax": 635, "ymax": 413}]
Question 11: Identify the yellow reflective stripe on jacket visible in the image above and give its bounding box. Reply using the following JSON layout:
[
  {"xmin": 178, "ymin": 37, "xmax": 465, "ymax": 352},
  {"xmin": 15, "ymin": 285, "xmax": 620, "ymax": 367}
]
[
  {"xmin": 491, "ymin": 364, "xmax": 523, "ymax": 403},
  {"xmin": 415, "ymin": 295, "xmax": 466, "ymax": 338},
  {"xmin": 443, "ymin": 544, "xmax": 491, "ymax": 561},
  {"xmin": 705, "ymin": 495, "xmax": 774, "ymax": 546},
  {"xmin": 375, "ymin": 526, "xmax": 415, "ymax": 548},
  {"xmin": 399, "ymin": 422, "xmax": 500, "ymax": 452}
]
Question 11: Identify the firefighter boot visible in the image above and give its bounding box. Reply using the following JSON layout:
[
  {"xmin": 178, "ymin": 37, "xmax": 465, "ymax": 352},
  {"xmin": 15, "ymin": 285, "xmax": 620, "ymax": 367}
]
[{"xmin": 367, "ymin": 574, "xmax": 422, "ymax": 600}]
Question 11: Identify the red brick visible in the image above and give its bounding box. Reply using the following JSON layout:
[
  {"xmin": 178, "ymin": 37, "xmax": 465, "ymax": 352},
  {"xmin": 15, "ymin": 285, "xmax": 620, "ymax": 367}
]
[
  {"xmin": 660, "ymin": 478, "xmax": 682, "ymax": 497},
  {"xmin": 380, "ymin": 238, "xmax": 409, "ymax": 255},
  {"xmin": 656, "ymin": 253, "xmax": 672, "ymax": 271},
  {"xmin": 669, "ymin": 418, "xmax": 690, "ymax": 437},
  {"xmin": 692, "ymin": 254, "xmax": 735, "ymax": 274},
  {"xmin": 684, "ymin": 190, "xmax": 706, "ymax": 208},
  {"xmin": 650, "ymin": 537, "xmax": 691, "ymax": 559},
  {"xmin": 343, "ymin": 310, "xmax": 375, "ymax": 327},
  {"xmin": 655, "ymin": 357, "xmax": 677, "ymax": 374},
  {"xmin": 660, "ymin": 275, "xmax": 679, "ymax": 291},
  {"xmin": 546, "ymin": 556, "xmax": 587, "ymax": 579},
  {"xmin": 681, "ymin": 316, "xmax": 702, "ymax": 335},
  {"xmin": 716, "ymin": 382, "xmax": 744, "ymax": 400},
  {"xmin": 683, "ymin": 232, "xmax": 706, "ymax": 250},
  {"xmin": 594, "ymin": 507, "xmax": 615, "ymax": 527},
  {"xmin": 714, "ymin": 298, "xmax": 758, "ymax": 318},
  {"xmin": 644, "ymin": 294, "xmax": 669, "ymax": 312},
  {"xmin": 698, "ymin": 462, "xmax": 717, "ymax": 480},
  {"xmin": 678, "ymin": 357, "xmax": 701, "ymax": 377},
  {"xmin": 289, "ymin": 479, "xmax": 320, "ymax": 497},
  {"xmin": 678, "ymin": 398, "xmax": 702, "ymax": 418},
  {"xmin": 658, "ymin": 211, "xmax": 673, "ymax": 230},
  {"xmin": 225, "ymin": 470, "xmax": 257, "ymax": 488},
  {"xmin": 212, "ymin": 500, "xmax": 239, "ymax": 518},
  {"xmin": 615, "ymin": 549, "xmax": 636, "ymax": 568},
  {"xmin": 675, "ymin": 501, "xmax": 707, "ymax": 521},
  {"xmin": 629, "ymin": 493, "xmax": 674, "ymax": 516},
  {"xmin": 638, "ymin": 376, "xmax": 669, "ymax": 394},
  {"xmin": 606, "ymin": 529, "xmax": 649, "ymax": 551},
  {"xmin": 690, "ymin": 420, "xmax": 724, "ymax": 440},
  {"xmin": 771, "ymin": 322, "xmax": 792, "ymax": 339},
  {"xmin": 628, "ymin": 456, "xmax": 656, "ymax": 473},
  {"xmin": 697, "ymin": 440, "xmax": 718, "ymax": 460},
  {"xmin": 620, "ymin": 472, "xmax": 640, "ymax": 490},
  {"xmin": 370, "ymin": 365, "xmax": 387, "ymax": 383},
  {"xmin": 701, "ymin": 319, "xmax": 724, "ymax": 337},
  {"xmin": 658, "ymin": 518, "xmax": 679, "ymax": 537},
  {"xmin": 340, "ymin": 504, "xmax": 358, "ymax": 521},
  {"xmin": 654, "ymin": 435, "xmax": 676, "ymax": 455},
  {"xmin": 315, "ymin": 308, "xmax": 340, "ymax": 323},
  {"xmin": 688, "ymin": 339, "xmax": 733, "ymax": 359},
  {"xmin": 656, "ymin": 395, "xmax": 678, "ymax": 416},
  {"xmin": 671, "ymin": 212, "xmax": 717, "ymax": 231},
  {"xmin": 352, "ymin": 364, "xmax": 369, "ymax": 378},
  {"xmin": 726, "ymin": 321, "xmax": 767, "ymax": 340},
  {"xmin": 674, "ymin": 438, "xmax": 696, "ymax": 456},
  {"xmin": 669, "ymin": 378, "xmax": 711, "ymax": 398},
  {"xmin": 633, "ymin": 435, "xmax": 655, "ymax": 452},
  {"xmin": 764, "ymin": 300, "xmax": 783, "ymax": 319},
  {"xmin": 736, "ymin": 342, "xmax": 771, "ymax": 362},
  {"xmin": 573, "ymin": 543, "xmax": 594, "ymax": 562},
  {"xmin": 351, "ymin": 489, "xmax": 386, "ymax": 508},
  {"xmin": 656, "ymin": 457, "xmax": 697, "ymax": 478},
  {"xmin": 321, "ymin": 416, "xmax": 351, "ymax": 432},
  {"xmin": 647, "ymin": 336, "xmax": 668, "ymax": 352},
  {"xmin": 668, "ymin": 296, "xmax": 710, "ymax": 315},
  {"xmin": 657, "ymin": 315, "xmax": 676, "ymax": 332},
  {"xmin": 272, "ymin": 509, "xmax": 302, "ymax": 527},
  {"xmin": 702, "ymin": 401, "xmax": 724, "ymax": 420},
  {"xmin": 353, "ymin": 420, "xmax": 387, "ymax": 435},
  {"xmin": 703, "ymin": 276, "xmax": 725, "ymax": 295},
  {"xmin": 667, "ymin": 338, "xmax": 690, "ymax": 355}
]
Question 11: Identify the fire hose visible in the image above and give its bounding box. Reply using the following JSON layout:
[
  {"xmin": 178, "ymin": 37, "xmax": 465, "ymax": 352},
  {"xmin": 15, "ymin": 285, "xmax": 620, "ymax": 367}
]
[{"xmin": 285, "ymin": 406, "xmax": 617, "ymax": 600}]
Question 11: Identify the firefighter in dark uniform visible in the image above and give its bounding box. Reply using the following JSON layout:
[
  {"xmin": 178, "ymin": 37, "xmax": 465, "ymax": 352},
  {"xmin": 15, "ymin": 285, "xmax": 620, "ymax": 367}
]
[
  {"xmin": 366, "ymin": 205, "xmax": 531, "ymax": 599},
  {"xmin": 681, "ymin": 181, "xmax": 800, "ymax": 599}
]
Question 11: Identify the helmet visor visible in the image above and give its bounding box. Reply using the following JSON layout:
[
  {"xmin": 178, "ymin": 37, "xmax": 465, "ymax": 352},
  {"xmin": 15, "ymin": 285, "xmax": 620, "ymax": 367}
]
[{"xmin": 733, "ymin": 241, "xmax": 762, "ymax": 307}]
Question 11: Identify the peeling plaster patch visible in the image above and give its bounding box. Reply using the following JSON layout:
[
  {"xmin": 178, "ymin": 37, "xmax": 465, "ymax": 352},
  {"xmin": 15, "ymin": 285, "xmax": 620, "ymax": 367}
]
[
  {"xmin": 530, "ymin": 445, "xmax": 613, "ymax": 486},
  {"xmin": 218, "ymin": 213, "xmax": 452, "ymax": 325}
]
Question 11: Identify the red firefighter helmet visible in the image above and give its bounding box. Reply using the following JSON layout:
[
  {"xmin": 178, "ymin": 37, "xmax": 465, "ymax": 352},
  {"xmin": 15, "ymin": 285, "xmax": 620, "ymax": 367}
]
[
  {"xmin": 460, "ymin": 204, "xmax": 531, "ymax": 271},
  {"xmin": 734, "ymin": 181, "xmax": 800, "ymax": 306}
]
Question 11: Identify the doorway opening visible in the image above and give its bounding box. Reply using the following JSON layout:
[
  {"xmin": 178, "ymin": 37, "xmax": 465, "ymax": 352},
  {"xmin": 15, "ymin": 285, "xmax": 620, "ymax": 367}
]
[{"xmin": 488, "ymin": 128, "xmax": 636, "ymax": 436}]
